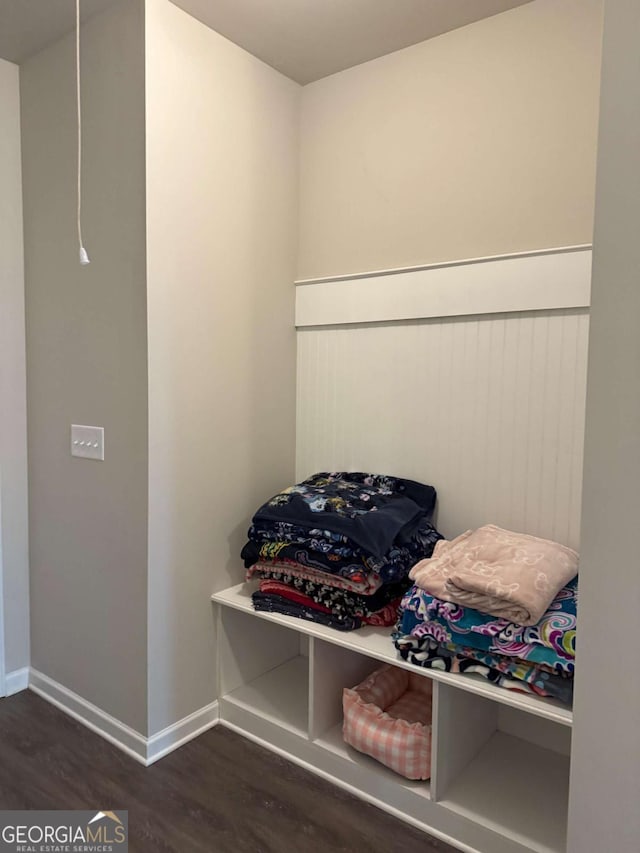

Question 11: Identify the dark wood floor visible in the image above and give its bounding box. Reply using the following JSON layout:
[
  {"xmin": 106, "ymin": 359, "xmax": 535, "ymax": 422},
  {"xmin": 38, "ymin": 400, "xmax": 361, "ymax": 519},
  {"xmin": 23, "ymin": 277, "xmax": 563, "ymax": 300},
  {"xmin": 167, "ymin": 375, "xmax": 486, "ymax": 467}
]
[{"xmin": 0, "ymin": 691, "xmax": 458, "ymax": 853}]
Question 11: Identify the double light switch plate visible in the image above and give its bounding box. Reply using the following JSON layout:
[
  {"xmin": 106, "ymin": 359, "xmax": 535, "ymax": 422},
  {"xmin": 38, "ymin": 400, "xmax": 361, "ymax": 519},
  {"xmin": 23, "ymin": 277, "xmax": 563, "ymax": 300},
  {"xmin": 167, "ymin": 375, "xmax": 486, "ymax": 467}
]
[{"xmin": 71, "ymin": 424, "xmax": 104, "ymax": 461}]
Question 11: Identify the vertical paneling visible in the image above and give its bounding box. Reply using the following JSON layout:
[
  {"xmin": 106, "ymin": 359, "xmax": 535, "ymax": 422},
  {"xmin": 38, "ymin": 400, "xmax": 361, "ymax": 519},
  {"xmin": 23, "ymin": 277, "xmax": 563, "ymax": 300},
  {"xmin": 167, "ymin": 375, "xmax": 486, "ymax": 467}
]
[{"xmin": 296, "ymin": 309, "xmax": 589, "ymax": 549}]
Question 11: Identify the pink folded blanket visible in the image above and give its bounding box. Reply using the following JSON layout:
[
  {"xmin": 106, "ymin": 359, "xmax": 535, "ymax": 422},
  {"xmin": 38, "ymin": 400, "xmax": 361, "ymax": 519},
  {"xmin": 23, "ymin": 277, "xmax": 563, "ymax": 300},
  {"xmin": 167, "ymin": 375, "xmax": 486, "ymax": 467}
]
[{"xmin": 409, "ymin": 524, "xmax": 578, "ymax": 626}]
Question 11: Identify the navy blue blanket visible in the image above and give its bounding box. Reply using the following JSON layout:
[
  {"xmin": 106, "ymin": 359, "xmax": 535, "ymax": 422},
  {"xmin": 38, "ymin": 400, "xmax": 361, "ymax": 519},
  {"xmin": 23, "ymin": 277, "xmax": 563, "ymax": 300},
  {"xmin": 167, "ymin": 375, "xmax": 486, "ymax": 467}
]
[{"xmin": 252, "ymin": 472, "xmax": 436, "ymax": 558}]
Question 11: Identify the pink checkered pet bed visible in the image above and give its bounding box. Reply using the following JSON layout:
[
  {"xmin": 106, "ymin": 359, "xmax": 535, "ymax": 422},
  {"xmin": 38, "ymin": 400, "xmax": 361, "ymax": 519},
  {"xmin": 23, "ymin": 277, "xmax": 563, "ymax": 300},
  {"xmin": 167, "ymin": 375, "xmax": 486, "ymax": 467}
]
[{"xmin": 342, "ymin": 664, "xmax": 432, "ymax": 780}]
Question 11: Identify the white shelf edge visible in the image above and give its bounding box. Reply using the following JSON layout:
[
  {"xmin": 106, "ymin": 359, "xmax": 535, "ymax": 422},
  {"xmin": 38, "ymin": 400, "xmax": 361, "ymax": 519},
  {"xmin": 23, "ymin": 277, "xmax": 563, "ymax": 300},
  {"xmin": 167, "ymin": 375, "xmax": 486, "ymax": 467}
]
[
  {"xmin": 212, "ymin": 584, "xmax": 573, "ymax": 728},
  {"xmin": 294, "ymin": 244, "xmax": 593, "ymax": 285}
]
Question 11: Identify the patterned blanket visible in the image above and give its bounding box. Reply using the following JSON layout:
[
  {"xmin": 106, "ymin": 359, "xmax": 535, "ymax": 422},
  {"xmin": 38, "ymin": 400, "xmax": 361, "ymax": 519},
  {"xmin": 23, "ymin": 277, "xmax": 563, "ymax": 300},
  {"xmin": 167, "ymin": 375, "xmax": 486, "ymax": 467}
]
[
  {"xmin": 394, "ymin": 633, "xmax": 573, "ymax": 703},
  {"xmin": 244, "ymin": 515, "xmax": 443, "ymax": 585},
  {"xmin": 398, "ymin": 579, "xmax": 577, "ymax": 676},
  {"xmin": 253, "ymin": 472, "xmax": 436, "ymax": 558}
]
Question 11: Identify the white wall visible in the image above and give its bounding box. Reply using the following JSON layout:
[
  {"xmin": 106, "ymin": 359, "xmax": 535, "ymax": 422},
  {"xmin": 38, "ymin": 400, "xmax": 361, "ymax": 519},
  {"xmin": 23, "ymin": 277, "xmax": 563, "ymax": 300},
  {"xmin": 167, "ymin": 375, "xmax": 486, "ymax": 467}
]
[
  {"xmin": 0, "ymin": 57, "xmax": 29, "ymax": 681},
  {"xmin": 298, "ymin": 0, "xmax": 603, "ymax": 279},
  {"xmin": 568, "ymin": 1, "xmax": 640, "ymax": 849},
  {"xmin": 21, "ymin": 0, "xmax": 149, "ymax": 732},
  {"xmin": 145, "ymin": 0, "xmax": 299, "ymax": 734}
]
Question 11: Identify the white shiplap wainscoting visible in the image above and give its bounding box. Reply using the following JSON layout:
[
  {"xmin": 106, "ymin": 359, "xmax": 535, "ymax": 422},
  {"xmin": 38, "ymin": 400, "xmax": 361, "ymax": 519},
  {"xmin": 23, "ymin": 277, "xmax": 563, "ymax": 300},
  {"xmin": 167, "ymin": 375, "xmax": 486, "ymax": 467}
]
[{"xmin": 296, "ymin": 247, "xmax": 591, "ymax": 550}]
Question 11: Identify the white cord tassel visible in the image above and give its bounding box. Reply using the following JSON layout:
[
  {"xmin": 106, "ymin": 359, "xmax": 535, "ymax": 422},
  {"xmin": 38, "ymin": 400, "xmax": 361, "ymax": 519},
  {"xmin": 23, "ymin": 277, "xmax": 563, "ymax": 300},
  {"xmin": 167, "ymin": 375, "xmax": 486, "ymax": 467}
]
[{"xmin": 77, "ymin": 0, "xmax": 90, "ymax": 265}]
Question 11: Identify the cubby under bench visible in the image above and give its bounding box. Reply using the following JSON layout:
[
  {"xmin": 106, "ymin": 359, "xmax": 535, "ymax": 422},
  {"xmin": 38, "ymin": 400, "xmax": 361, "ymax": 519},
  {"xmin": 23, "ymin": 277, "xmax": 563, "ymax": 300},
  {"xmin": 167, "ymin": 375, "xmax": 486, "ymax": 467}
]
[{"xmin": 212, "ymin": 582, "xmax": 572, "ymax": 853}]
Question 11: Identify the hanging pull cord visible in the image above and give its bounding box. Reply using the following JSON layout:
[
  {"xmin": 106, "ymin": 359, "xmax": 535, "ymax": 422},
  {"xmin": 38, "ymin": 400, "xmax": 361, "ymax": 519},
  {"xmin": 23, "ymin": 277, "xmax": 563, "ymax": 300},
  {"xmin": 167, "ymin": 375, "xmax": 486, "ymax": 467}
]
[{"xmin": 77, "ymin": 0, "xmax": 90, "ymax": 265}]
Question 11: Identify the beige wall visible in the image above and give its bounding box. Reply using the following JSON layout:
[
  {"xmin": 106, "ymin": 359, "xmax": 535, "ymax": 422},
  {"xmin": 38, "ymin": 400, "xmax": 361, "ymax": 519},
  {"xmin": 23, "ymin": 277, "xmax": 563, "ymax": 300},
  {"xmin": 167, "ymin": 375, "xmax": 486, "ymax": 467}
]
[
  {"xmin": 21, "ymin": 0, "xmax": 149, "ymax": 732},
  {"xmin": 298, "ymin": 0, "xmax": 603, "ymax": 280},
  {"xmin": 0, "ymin": 57, "xmax": 29, "ymax": 678},
  {"xmin": 145, "ymin": 0, "xmax": 299, "ymax": 734},
  {"xmin": 568, "ymin": 0, "xmax": 640, "ymax": 848}
]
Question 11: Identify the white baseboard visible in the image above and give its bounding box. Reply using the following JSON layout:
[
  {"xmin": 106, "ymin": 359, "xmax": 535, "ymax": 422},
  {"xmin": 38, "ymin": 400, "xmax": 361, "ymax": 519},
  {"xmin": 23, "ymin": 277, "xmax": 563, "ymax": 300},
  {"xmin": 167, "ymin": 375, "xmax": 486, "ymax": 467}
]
[
  {"xmin": 147, "ymin": 701, "xmax": 220, "ymax": 765},
  {"xmin": 28, "ymin": 668, "xmax": 219, "ymax": 766},
  {"xmin": 29, "ymin": 668, "xmax": 148, "ymax": 763},
  {"xmin": 5, "ymin": 667, "xmax": 29, "ymax": 696}
]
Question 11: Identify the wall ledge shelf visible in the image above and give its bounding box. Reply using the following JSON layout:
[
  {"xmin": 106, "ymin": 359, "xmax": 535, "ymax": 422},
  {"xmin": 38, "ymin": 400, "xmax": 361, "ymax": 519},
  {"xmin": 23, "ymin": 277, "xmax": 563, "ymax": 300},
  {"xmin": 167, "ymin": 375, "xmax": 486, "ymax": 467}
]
[{"xmin": 212, "ymin": 583, "xmax": 573, "ymax": 728}]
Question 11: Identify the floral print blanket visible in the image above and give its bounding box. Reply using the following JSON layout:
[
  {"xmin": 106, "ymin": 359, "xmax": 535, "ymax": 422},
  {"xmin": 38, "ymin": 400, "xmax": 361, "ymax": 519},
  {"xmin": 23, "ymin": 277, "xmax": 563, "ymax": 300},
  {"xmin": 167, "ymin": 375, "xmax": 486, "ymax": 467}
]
[
  {"xmin": 243, "ymin": 515, "xmax": 443, "ymax": 585},
  {"xmin": 394, "ymin": 632, "xmax": 573, "ymax": 704},
  {"xmin": 252, "ymin": 472, "xmax": 436, "ymax": 558},
  {"xmin": 399, "ymin": 578, "xmax": 577, "ymax": 676}
]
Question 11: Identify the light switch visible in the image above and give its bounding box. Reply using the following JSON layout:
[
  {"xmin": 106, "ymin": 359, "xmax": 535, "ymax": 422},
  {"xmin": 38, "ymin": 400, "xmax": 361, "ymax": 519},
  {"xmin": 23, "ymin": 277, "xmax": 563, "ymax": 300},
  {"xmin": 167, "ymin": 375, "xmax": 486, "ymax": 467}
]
[{"xmin": 71, "ymin": 424, "xmax": 104, "ymax": 461}]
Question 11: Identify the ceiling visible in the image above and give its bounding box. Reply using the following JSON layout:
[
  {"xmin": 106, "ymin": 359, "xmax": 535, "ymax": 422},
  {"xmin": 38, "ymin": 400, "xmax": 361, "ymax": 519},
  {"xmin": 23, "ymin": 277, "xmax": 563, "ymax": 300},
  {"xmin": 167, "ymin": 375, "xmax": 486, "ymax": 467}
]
[
  {"xmin": 0, "ymin": 0, "xmax": 116, "ymax": 64},
  {"xmin": 170, "ymin": 0, "xmax": 532, "ymax": 84},
  {"xmin": 0, "ymin": 0, "xmax": 532, "ymax": 82}
]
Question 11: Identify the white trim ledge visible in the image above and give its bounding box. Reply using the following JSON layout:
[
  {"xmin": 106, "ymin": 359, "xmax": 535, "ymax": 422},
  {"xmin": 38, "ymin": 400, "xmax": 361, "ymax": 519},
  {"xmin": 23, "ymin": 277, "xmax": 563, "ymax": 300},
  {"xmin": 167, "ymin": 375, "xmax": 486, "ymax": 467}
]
[
  {"xmin": 295, "ymin": 245, "xmax": 592, "ymax": 328},
  {"xmin": 5, "ymin": 667, "xmax": 29, "ymax": 696},
  {"xmin": 295, "ymin": 244, "xmax": 593, "ymax": 285},
  {"xmin": 28, "ymin": 668, "xmax": 220, "ymax": 766}
]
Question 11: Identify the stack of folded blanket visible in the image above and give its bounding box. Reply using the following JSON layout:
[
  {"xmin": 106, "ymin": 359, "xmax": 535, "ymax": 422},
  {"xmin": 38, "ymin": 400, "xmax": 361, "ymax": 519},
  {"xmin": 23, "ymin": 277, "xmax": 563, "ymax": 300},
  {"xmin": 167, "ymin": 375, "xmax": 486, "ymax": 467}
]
[
  {"xmin": 241, "ymin": 472, "xmax": 443, "ymax": 631},
  {"xmin": 395, "ymin": 524, "xmax": 578, "ymax": 704}
]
